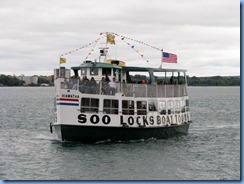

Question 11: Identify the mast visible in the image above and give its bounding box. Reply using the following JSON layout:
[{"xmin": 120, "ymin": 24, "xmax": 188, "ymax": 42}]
[
  {"xmin": 98, "ymin": 33, "xmax": 111, "ymax": 62},
  {"xmin": 99, "ymin": 46, "xmax": 109, "ymax": 62},
  {"xmin": 160, "ymin": 49, "xmax": 163, "ymax": 68}
]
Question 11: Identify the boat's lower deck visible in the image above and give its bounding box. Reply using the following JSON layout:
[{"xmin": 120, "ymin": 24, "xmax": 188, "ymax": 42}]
[{"xmin": 53, "ymin": 123, "xmax": 190, "ymax": 143}]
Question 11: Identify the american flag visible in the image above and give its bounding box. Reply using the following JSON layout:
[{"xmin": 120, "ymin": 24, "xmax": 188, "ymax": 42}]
[{"xmin": 162, "ymin": 52, "xmax": 177, "ymax": 63}]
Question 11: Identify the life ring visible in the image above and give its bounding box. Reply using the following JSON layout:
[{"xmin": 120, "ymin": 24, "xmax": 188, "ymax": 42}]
[{"xmin": 106, "ymin": 60, "xmax": 126, "ymax": 66}]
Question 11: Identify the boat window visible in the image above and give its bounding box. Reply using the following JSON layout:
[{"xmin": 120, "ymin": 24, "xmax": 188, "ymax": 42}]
[
  {"xmin": 137, "ymin": 101, "xmax": 147, "ymax": 115},
  {"xmin": 103, "ymin": 99, "xmax": 118, "ymax": 114},
  {"xmin": 156, "ymin": 72, "xmax": 176, "ymax": 85},
  {"xmin": 167, "ymin": 100, "xmax": 174, "ymax": 114},
  {"xmin": 148, "ymin": 101, "xmax": 157, "ymax": 111},
  {"xmin": 80, "ymin": 68, "xmax": 87, "ymax": 76},
  {"xmin": 154, "ymin": 72, "xmax": 166, "ymax": 85},
  {"xmin": 128, "ymin": 71, "xmax": 149, "ymax": 84},
  {"xmin": 102, "ymin": 68, "xmax": 111, "ymax": 76},
  {"xmin": 154, "ymin": 71, "xmax": 186, "ymax": 85},
  {"xmin": 90, "ymin": 68, "xmax": 98, "ymax": 76},
  {"xmin": 80, "ymin": 98, "xmax": 99, "ymax": 113},
  {"xmin": 178, "ymin": 72, "xmax": 186, "ymax": 84},
  {"xmin": 158, "ymin": 100, "xmax": 166, "ymax": 114},
  {"xmin": 122, "ymin": 100, "xmax": 134, "ymax": 115},
  {"xmin": 161, "ymin": 71, "xmax": 185, "ymax": 85},
  {"xmin": 175, "ymin": 100, "xmax": 181, "ymax": 113}
]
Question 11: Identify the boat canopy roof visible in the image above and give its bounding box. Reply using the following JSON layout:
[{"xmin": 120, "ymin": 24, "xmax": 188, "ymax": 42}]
[
  {"xmin": 71, "ymin": 60, "xmax": 187, "ymax": 73},
  {"xmin": 122, "ymin": 66, "xmax": 187, "ymax": 73},
  {"xmin": 71, "ymin": 61, "xmax": 122, "ymax": 70}
]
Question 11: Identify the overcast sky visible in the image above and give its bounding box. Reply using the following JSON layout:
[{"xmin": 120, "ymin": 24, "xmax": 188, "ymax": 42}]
[{"xmin": 0, "ymin": 0, "xmax": 240, "ymax": 77}]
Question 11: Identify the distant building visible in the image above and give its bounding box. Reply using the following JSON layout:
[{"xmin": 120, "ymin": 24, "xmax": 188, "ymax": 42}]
[
  {"xmin": 38, "ymin": 75, "xmax": 53, "ymax": 83},
  {"xmin": 17, "ymin": 75, "xmax": 38, "ymax": 85}
]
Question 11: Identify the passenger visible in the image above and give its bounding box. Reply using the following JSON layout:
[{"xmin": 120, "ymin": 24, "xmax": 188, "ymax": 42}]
[
  {"xmin": 108, "ymin": 77, "xmax": 117, "ymax": 95},
  {"xmin": 72, "ymin": 76, "xmax": 80, "ymax": 90},
  {"xmin": 99, "ymin": 77, "xmax": 109, "ymax": 94},
  {"xmin": 109, "ymin": 77, "xmax": 117, "ymax": 88},
  {"xmin": 90, "ymin": 77, "xmax": 97, "ymax": 94},
  {"xmin": 105, "ymin": 74, "xmax": 110, "ymax": 82},
  {"xmin": 79, "ymin": 76, "xmax": 89, "ymax": 93},
  {"xmin": 90, "ymin": 77, "xmax": 97, "ymax": 85},
  {"xmin": 80, "ymin": 76, "xmax": 89, "ymax": 85}
]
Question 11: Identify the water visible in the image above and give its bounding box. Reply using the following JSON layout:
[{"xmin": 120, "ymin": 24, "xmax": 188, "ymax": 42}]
[{"xmin": 0, "ymin": 87, "xmax": 240, "ymax": 180}]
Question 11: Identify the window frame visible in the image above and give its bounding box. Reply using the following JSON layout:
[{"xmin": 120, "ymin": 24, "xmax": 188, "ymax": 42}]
[
  {"xmin": 136, "ymin": 101, "xmax": 147, "ymax": 115},
  {"xmin": 80, "ymin": 68, "xmax": 87, "ymax": 76},
  {"xmin": 80, "ymin": 98, "xmax": 99, "ymax": 113},
  {"xmin": 122, "ymin": 100, "xmax": 134, "ymax": 115},
  {"xmin": 103, "ymin": 99, "xmax": 119, "ymax": 114},
  {"xmin": 158, "ymin": 100, "xmax": 166, "ymax": 114},
  {"xmin": 90, "ymin": 68, "xmax": 98, "ymax": 76}
]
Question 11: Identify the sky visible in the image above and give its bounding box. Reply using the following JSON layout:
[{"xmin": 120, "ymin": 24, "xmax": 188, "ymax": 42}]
[{"xmin": 0, "ymin": 0, "xmax": 240, "ymax": 77}]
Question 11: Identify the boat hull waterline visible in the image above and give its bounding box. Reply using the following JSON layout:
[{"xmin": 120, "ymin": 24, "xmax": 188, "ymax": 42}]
[{"xmin": 53, "ymin": 123, "xmax": 190, "ymax": 143}]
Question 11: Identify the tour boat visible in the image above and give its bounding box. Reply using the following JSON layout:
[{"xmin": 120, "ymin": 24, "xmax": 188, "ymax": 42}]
[{"xmin": 50, "ymin": 33, "xmax": 192, "ymax": 143}]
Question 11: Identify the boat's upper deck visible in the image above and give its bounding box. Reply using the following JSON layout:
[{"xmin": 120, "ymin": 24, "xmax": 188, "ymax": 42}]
[
  {"xmin": 55, "ymin": 61, "xmax": 188, "ymax": 98},
  {"xmin": 60, "ymin": 79, "xmax": 188, "ymax": 98}
]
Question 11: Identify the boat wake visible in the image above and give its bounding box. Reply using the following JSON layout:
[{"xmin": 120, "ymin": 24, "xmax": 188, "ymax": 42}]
[
  {"xmin": 33, "ymin": 133, "xmax": 59, "ymax": 142},
  {"xmin": 192, "ymin": 124, "xmax": 239, "ymax": 131},
  {"xmin": 94, "ymin": 137, "xmax": 159, "ymax": 144}
]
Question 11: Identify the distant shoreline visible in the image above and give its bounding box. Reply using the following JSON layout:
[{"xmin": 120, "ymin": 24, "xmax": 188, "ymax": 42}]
[
  {"xmin": 186, "ymin": 76, "xmax": 240, "ymax": 86},
  {"xmin": 0, "ymin": 74, "xmax": 240, "ymax": 87}
]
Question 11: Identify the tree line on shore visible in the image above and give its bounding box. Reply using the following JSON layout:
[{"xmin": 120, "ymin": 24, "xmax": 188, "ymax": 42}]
[
  {"xmin": 0, "ymin": 74, "xmax": 240, "ymax": 86},
  {"xmin": 0, "ymin": 74, "xmax": 53, "ymax": 86},
  {"xmin": 187, "ymin": 76, "xmax": 240, "ymax": 86}
]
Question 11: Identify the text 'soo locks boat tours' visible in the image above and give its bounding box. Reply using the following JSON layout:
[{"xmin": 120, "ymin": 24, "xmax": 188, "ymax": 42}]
[{"xmin": 50, "ymin": 32, "xmax": 192, "ymax": 142}]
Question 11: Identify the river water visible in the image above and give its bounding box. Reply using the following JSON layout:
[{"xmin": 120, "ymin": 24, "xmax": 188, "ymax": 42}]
[{"xmin": 0, "ymin": 86, "xmax": 240, "ymax": 180}]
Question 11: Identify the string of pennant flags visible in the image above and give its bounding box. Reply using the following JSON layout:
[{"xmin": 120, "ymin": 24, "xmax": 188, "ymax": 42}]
[
  {"xmin": 60, "ymin": 34, "xmax": 106, "ymax": 58},
  {"xmin": 84, "ymin": 34, "xmax": 106, "ymax": 60},
  {"xmin": 107, "ymin": 32, "xmax": 161, "ymax": 51},
  {"xmin": 120, "ymin": 36, "xmax": 149, "ymax": 63},
  {"xmin": 60, "ymin": 32, "xmax": 177, "ymax": 64}
]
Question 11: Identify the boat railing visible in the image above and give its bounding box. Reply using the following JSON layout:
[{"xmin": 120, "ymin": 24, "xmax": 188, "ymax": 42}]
[
  {"xmin": 60, "ymin": 78, "xmax": 188, "ymax": 98},
  {"xmin": 119, "ymin": 83, "xmax": 188, "ymax": 97}
]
